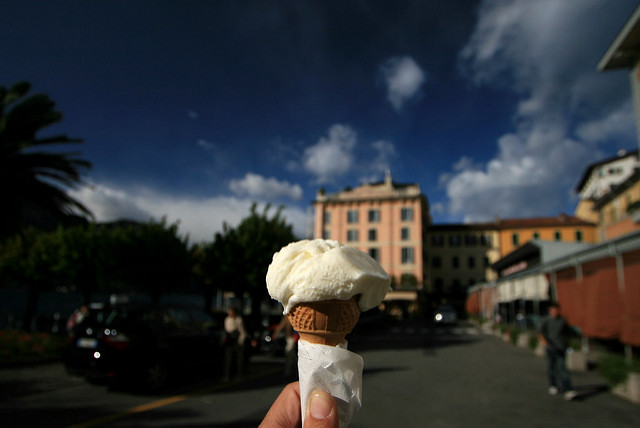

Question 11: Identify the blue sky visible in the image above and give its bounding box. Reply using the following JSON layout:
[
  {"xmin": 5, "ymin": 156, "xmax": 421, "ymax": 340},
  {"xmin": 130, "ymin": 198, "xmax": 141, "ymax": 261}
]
[{"xmin": 2, "ymin": 0, "xmax": 638, "ymax": 243}]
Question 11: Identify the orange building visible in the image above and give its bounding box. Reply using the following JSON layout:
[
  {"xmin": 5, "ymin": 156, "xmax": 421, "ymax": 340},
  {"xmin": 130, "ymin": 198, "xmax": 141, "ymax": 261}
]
[
  {"xmin": 593, "ymin": 170, "xmax": 640, "ymax": 240},
  {"xmin": 493, "ymin": 214, "xmax": 597, "ymax": 258},
  {"xmin": 313, "ymin": 172, "xmax": 430, "ymax": 288},
  {"xmin": 425, "ymin": 215, "xmax": 597, "ymax": 295}
]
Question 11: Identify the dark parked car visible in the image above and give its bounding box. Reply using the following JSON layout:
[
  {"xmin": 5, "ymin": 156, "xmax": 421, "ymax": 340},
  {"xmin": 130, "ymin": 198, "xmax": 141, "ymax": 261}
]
[
  {"xmin": 433, "ymin": 305, "xmax": 458, "ymax": 325},
  {"xmin": 64, "ymin": 304, "xmax": 225, "ymax": 390},
  {"xmin": 251, "ymin": 314, "xmax": 288, "ymax": 357}
]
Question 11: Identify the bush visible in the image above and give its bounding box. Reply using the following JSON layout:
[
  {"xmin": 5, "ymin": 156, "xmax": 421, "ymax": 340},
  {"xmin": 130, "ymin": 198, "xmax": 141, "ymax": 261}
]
[
  {"xmin": 598, "ymin": 353, "xmax": 640, "ymax": 387},
  {"xmin": 510, "ymin": 327, "xmax": 521, "ymax": 345},
  {"xmin": 0, "ymin": 329, "xmax": 67, "ymax": 365}
]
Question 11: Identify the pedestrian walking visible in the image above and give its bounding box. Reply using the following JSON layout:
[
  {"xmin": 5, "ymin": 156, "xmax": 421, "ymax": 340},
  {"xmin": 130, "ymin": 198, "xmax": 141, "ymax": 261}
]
[
  {"xmin": 66, "ymin": 305, "xmax": 89, "ymax": 334},
  {"xmin": 273, "ymin": 315, "xmax": 297, "ymax": 378},
  {"xmin": 222, "ymin": 307, "xmax": 247, "ymax": 382},
  {"xmin": 538, "ymin": 303, "xmax": 578, "ymax": 400}
]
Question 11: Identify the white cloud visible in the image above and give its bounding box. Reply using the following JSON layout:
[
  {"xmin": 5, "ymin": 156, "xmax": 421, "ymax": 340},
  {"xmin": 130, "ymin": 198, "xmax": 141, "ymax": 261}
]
[
  {"xmin": 358, "ymin": 139, "xmax": 397, "ymax": 183},
  {"xmin": 443, "ymin": 123, "xmax": 592, "ymax": 221},
  {"xmin": 372, "ymin": 139, "xmax": 396, "ymax": 169},
  {"xmin": 229, "ymin": 173, "xmax": 303, "ymax": 200},
  {"xmin": 575, "ymin": 101, "xmax": 636, "ymax": 144},
  {"xmin": 444, "ymin": 0, "xmax": 636, "ymax": 221},
  {"xmin": 197, "ymin": 139, "xmax": 215, "ymax": 150},
  {"xmin": 303, "ymin": 124, "xmax": 357, "ymax": 183},
  {"xmin": 379, "ymin": 56, "xmax": 426, "ymax": 111},
  {"xmin": 70, "ymin": 182, "xmax": 308, "ymax": 244}
]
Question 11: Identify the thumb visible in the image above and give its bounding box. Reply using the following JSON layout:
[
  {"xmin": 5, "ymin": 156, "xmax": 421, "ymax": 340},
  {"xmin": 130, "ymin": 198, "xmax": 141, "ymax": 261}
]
[{"xmin": 304, "ymin": 390, "xmax": 339, "ymax": 428}]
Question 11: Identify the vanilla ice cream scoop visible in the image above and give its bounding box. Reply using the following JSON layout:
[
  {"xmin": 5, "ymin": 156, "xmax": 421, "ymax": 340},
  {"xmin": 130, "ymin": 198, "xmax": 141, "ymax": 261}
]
[{"xmin": 266, "ymin": 239, "xmax": 391, "ymax": 314}]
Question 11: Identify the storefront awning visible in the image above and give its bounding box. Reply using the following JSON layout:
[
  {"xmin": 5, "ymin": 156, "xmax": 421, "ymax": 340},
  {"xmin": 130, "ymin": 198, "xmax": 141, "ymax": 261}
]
[{"xmin": 497, "ymin": 274, "xmax": 549, "ymax": 302}]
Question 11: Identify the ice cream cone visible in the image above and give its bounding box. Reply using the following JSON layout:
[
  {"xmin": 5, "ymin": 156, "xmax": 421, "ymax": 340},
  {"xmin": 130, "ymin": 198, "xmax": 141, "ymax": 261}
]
[{"xmin": 288, "ymin": 298, "xmax": 361, "ymax": 346}]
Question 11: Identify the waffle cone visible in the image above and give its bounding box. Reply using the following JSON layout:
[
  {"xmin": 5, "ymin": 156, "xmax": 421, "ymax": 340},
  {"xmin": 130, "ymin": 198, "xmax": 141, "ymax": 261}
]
[{"xmin": 287, "ymin": 299, "xmax": 361, "ymax": 346}]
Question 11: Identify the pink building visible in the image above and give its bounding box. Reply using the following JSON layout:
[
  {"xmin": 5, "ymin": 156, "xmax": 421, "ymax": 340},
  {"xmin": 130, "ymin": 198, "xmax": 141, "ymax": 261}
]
[{"xmin": 313, "ymin": 172, "xmax": 430, "ymax": 288}]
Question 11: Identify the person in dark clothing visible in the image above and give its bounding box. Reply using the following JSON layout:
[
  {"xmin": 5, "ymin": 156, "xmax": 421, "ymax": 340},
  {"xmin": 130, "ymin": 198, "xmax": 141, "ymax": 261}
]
[
  {"xmin": 222, "ymin": 307, "xmax": 246, "ymax": 382},
  {"xmin": 538, "ymin": 303, "xmax": 578, "ymax": 400}
]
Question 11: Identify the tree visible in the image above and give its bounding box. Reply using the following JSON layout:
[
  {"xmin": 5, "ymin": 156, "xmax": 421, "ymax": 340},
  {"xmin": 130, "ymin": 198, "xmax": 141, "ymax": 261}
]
[
  {"xmin": 0, "ymin": 219, "xmax": 193, "ymax": 329},
  {"xmin": 204, "ymin": 204, "xmax": 296, "ymax": 329},
  {"xmin": 0, "ymin": 228, "xmax": 62, "ymax": 329},
  {"xmin": 49, "ymin": 224, "xmax": 102, "ymax": 305},
  {"xmin": 0, "ymin": 81, "xmax": 92, "ymax": 239},
  {"xmin": 107, "ymin": 218, "xmax": 193, "ymax": 304}
]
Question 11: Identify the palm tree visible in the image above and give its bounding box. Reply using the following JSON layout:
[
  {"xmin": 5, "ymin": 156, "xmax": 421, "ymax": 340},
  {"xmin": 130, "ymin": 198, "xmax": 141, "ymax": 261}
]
[{"xmin": 0, "ymin": 81, "xmax": 92, "ymax": 239}]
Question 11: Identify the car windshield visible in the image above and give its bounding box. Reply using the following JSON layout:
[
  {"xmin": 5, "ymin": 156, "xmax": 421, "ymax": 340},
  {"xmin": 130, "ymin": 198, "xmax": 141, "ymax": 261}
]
[{"xmin": 78, "ymin": 308, "xmax": 109, "ymax": 326}]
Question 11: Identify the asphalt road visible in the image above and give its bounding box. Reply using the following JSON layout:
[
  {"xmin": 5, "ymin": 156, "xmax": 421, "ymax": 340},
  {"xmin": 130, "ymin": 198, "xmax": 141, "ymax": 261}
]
[{"xmin": 1, "ymin": 321, "xmax": 639, "ymax": 427}]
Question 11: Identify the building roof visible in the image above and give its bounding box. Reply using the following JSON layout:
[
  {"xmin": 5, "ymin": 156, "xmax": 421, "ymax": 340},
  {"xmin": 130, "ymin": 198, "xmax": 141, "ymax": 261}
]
[
  {"xmin": 598, "ymin": 4, "xmax": 640, "ymax": 71},
  {"xmin": 492, "ymin": 240, "xmax": 594, "ymax": 273},
  {"xmin": 542, "ymin": 230, "xmax": 640, "ymax": 273},
  {"xmin": 315, "ymin": 171, "xmax": 424, "ymax": 203}
]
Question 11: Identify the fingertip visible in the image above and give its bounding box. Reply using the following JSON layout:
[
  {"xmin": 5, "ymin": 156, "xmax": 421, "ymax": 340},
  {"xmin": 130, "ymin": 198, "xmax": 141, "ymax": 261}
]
[
  {"xmin": 309, "ymin": 391, "xmax": 333, "ymax": 419},
  {"xmin": 304, "ymin": 390, "xmax": 338, "ymax": 428}
]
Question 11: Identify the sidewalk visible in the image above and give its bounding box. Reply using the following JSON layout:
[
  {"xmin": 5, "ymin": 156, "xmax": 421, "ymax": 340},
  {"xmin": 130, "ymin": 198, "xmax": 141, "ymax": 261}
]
[{"xmin": 350, "ymin": 321, "xmax": 640, "ymax": 428}]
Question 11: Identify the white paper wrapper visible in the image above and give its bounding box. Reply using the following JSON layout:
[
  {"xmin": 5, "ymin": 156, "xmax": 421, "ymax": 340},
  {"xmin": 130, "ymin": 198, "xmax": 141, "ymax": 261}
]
[{"xmin": 297, "ymin": 339, "xmax": 363, "ymax": 428}]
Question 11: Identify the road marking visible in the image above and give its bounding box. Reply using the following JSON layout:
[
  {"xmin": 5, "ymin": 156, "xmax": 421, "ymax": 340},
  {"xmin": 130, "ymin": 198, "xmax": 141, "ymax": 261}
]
[
  {"xmin": 68, "ymin": 395, "xmax": 189, "ymax": 428},
  {"xmin": 67, "ymin": 367, "xmax": 280, "ymax": 427}
]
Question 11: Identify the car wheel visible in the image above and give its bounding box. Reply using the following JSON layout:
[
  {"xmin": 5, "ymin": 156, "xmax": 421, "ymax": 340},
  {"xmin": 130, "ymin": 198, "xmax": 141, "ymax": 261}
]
[{"xmin": 143, "ymin": 360, "xmax": 169, "ymax": 391}]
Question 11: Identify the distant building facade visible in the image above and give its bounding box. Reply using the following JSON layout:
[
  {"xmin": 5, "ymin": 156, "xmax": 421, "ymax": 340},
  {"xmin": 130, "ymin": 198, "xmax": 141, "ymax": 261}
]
[
  {"xmin": 492, "ymin": 214, "xmax": 597, "ymax": 257},
  {"xmin": 313, "ymin": 172, "xmax": 430, "ymax": 288},
  {"xmin": 598, "ymin": 3, "xmax": 640, "ymax": 153},
  {"xmin": 574, "ymin": 150, "xmax": 640, "ymax": 225},
  {"xmin": 580, "ymin": 9, "xmax": 640, "ymax": 241},
  {"xmin": 593, "ymin": 169, "xmax": 640, "ymax": 240},
  {"xmin": 424, "ymin": 215, "xmax": 597, "ymax": 295},
  {"xmin": 425, "ymin": 224, "xmax": 498, "ymax": 295}
]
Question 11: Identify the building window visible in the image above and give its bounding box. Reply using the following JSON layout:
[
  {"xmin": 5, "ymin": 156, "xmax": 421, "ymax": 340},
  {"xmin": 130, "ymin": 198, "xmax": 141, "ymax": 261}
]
[
  {"xmin": 368, "ymin": 228, "xmax": 377, "ymax": 241},
  {"xmin": 368, "ymin": 248, "xmax": 379, "ymax": 261},
  {"xmin": 533, "ymin": 231, "xmax": 540, "ymax": 240},
  {"xmin": 347, "ymin": 229, "xmax": 358, "ymax": 242},
  {"xmin": 512, "ymin": 233, "xmax": 519, "ymax": 246},
  {"xmin": 324, "ymin": 211, "xmax": 331, "ymax": 225},
  {"xmin": 401, "ymin": 207, "xmax": 413, "ymax": 221},
  {"xmin": 468, "ymin": 257, "xmax": 475, "ymax": 269},
  {"xmin": 452, "ymin": 256, "xmax": 459, "ymax": 269},
  {"xmin": 401, "ymin": 227, "xmax": 410, "ymax": 240},
  {"xmin": 484, "ymin": 256, "xmax": 490, "ymax": 267},
  {"xmin": 368, "ymin": 209, "xmax": 380, "ymax": 223},
  {"xmin": 347, "ymin": 210, "xmax": 358, "ymax": 223},
  {"xmin": 431, "ymin": 235, "xmax": 444, "ymax": 247},
  {"xmin": 554, "ymin": 231, "xmax": 562, "ymax": 241},
  {"xmin": 323, "ymin": 230, "xmax": 330, "ymax": 240},
  {"xmin": 575, "ymin": 230, "xmax": 583, "ymax": 242},
  {"xmin": 481, "ymin": 234, "xmax": 492, "ymax": 246},
  {"xmin": 465, "ymin": 235, "xmax": 477, "ymax": 246},
  {"xmin": 401, "ymin": 247, "xmax": 414, "ymax": 264},
  {"xmin": 434, "ymin": 278, "xmax": 444, "ymax": 293},
  {"xmin": 432, "ymin": 256, "xmax": 442, "ymax": 268},
  {"xmin": 449, "ymin": 235, "xmax": 462, "ymax": 246}
]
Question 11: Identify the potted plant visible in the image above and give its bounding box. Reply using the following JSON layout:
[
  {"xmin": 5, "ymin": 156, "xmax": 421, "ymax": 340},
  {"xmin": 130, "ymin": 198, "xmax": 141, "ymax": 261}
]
[
  {"xmin": 599, "ymin": 353, "xmax": 640, "ymax": 404},
  {"xmin": 566, "ymin": 338, "xmax": 588, "ymax": 372}
]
